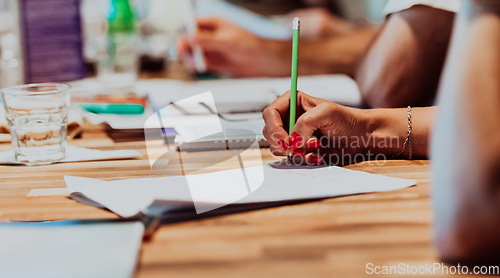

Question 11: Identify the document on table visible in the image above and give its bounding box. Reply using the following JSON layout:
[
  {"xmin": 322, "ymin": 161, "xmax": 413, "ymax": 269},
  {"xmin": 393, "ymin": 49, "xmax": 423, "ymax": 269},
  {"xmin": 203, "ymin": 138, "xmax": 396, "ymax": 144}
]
[
  {"xmin": 0, "ymin": 221, "xmax": 144, "ymax": 278},
  {"xmin": 64, "ymin": 164, "xmax": 416, "ymax": 219},
  {"xmin": 160, "ymin": 112, "xmax": 266, "ymax": 150},
  {"xmin": 82, "ymin": 109, "xmax": 155, "ymax": 131},
  {"xmin": 142, "ymin": 74, "xmax": 361, "ymax": 114},
  {"xmin": 0, "ymin": 146, "xmax": 142, "ymax": 165},
  {"xmin": 69, "ymin": 75, "xmax": 359, "ymax": 131},
  {"xmin": 146, "ymin": 91, "xmax": 267, "ymax": 150}
]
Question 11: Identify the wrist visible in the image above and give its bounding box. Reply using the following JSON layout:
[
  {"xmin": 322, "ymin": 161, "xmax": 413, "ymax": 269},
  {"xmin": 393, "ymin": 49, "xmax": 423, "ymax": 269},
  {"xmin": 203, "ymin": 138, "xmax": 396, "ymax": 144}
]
[
  {"xmin": 362, "ymin": 108, "xmax": 409, "ymax": 157},
  {"xmin": 259, "ymin": 39, "xmax": 291, "ymax": 77}
]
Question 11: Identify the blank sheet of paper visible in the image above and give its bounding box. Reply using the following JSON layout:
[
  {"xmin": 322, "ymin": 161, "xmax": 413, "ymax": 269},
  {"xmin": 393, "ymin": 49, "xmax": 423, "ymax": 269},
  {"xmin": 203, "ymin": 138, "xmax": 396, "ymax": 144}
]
[{"xmin": 64, "ymin": 164, "xmax": 416, "ymax": 218}]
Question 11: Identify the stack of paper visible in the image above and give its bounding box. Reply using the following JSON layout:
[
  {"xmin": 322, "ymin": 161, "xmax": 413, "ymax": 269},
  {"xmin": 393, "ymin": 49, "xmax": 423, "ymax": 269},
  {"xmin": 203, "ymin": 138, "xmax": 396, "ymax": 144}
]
[
  {"xmin": 141, "ymin": 75, "xmax": 360, "ymax": 150},
  {"xmin": 70, "ymin": 75, "xmax": 360, "ymax": 132},
  {"xmin": 0, "ymin": 221, "xmax": 144, "ymax": 278},
  {"xmin": 64, "ymin": 164, "xmax": 416, "ymax": 222}
]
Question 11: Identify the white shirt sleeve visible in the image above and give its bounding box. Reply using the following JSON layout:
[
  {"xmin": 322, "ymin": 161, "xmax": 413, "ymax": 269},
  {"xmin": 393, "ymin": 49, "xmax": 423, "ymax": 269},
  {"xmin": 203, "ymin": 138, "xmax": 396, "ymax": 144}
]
[{"xmin": 383, "ymin": 0, "xmax": 460, "ymax": 16}]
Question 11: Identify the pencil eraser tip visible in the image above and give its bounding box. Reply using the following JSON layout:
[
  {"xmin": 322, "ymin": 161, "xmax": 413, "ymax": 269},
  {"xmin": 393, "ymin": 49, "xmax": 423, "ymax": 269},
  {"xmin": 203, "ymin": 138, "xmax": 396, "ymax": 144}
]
[{"xmin": 293, "ymin": 17, "xmax": 300, "ymax": 30}]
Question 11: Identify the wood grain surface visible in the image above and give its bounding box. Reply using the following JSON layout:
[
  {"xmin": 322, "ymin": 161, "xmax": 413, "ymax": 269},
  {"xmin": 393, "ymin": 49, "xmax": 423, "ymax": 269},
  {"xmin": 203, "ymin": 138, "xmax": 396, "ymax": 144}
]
[
  {"xmin": 0, "ymin": 64, "xmax": 496, "ymax": 277},
  {"xmin": 1, "ymin": 124, "xmax": 488, "ymax": 278}
]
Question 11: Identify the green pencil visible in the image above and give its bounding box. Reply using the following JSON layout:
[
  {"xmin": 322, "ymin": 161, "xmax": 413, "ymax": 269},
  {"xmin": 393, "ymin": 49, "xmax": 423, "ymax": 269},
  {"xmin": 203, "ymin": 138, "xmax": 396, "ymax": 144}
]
[{"xmin": 289, "ymin": 17, "xmax": 300, "ymax": 133}]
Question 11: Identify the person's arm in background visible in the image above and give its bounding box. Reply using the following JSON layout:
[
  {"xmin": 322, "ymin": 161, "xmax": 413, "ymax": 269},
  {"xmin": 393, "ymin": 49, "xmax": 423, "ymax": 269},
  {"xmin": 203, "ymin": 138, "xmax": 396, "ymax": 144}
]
[
  {"xmin": 177, "ymin": 17, "xmax": 379, "ymax": 78},
  {"xmin": 356, "ymin": 5, "xmax": 455, "ymax": 108},
  {"xmin": 286, "ymin": 7, "xmax": 354, "ymax": 39},
  {"xmin": 431, "ymin": 0, "xmax": 500, "ymax": 264}
]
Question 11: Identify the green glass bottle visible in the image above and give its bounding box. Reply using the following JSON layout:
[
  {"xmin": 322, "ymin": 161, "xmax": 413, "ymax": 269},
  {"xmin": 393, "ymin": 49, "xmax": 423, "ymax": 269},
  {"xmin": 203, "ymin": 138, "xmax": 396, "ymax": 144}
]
[
  {"xmin": 99, "ymin": 0, "xmax": 138, "ymax": 88},
  {"xmin": 108, "ymin": 0, "xmax": 135, "ymax": 35}
]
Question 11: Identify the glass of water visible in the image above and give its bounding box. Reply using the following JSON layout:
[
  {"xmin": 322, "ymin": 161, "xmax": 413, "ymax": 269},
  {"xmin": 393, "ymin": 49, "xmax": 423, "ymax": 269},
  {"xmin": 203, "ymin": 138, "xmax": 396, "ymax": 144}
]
[{"xmin": 1, "ymin": 83, "xmax": 71, "ymax": 165}]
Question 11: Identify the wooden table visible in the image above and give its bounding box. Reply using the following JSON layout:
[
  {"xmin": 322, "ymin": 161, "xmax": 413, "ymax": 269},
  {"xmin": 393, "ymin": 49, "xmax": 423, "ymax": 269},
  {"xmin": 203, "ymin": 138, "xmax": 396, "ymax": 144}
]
[
  {"xmin": 0, "ymin": 67, "xmax": 491, "ymax": 277},
  {"xmin": 0, "ymin": 125, "xmax": 445, "ymax": 277}
]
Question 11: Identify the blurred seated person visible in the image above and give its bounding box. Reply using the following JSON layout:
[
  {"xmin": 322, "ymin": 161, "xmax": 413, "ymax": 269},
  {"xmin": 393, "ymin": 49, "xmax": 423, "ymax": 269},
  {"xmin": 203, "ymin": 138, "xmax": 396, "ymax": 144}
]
[
  {"xmin": 431, "ymin": 0, "xmax": 500, "ymax": 264},
  {"xmin": 177, "ymin": 5, "xmax": 380, "ymax": 78},
  {"xmin": 178, "ymin": 0, "xmax": 456, "ymax": 110}
]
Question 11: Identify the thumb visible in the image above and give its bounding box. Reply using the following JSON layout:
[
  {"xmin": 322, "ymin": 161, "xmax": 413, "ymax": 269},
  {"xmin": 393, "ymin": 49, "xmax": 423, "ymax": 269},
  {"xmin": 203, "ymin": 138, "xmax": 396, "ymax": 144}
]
[{"xmin": 289, "ymin": 104, "xmax": 330, "ymax": 149}]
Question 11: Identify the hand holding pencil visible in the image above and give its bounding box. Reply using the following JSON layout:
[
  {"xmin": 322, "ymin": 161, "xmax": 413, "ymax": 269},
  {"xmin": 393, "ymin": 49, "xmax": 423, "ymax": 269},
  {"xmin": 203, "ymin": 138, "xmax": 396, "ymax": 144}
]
[
  {"xmin": 176, "ymin": 17, "xmax": 291, "ymax": 77},
  {"xmin": 262, "ymin": 91, "xmax": 368, "ymax": 165},
  {"xmin": 263, "ymin": 17, "xmax": 371, "ymax": 165}
]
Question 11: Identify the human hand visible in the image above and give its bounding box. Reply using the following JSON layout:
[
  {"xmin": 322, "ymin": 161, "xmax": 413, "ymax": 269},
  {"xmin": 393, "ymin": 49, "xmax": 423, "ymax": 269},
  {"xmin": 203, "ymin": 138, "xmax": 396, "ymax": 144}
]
[
  {"xmin": 176, "ymin": 17, "xmax": 289, "ymax": 77},
  {"xmin": 262, "ymin": 91, "xmax": 371, "ymax": 165},
  {"xmin": 286, "ymin": 8, "xmax": 353, "ymax": 39}
]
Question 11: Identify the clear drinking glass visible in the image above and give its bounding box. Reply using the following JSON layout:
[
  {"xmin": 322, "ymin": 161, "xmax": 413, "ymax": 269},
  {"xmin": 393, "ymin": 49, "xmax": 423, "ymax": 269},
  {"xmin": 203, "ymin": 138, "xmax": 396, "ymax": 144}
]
[{"xmin": 0, "ymin": 83, "xmax": 71, "ymax": 165}]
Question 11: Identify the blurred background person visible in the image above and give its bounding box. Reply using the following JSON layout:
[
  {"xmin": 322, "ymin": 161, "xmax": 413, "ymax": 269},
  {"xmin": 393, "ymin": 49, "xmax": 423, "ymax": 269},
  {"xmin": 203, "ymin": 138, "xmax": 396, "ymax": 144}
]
[
  {"xmin": 177, "ymin": 17, "xmax": 379, "ymax": 78},
  {"xmin": 177, "ymin": 0, "xmax": 385, "ymax": 78},
  {"xmin": 432, "ymin": 0, "xmax": 500, "ymax": 264},
  {"xmin": 178, "ymin": 0, "xmax": 457, "ymax": 111},
  {"xmin": 356, "ymin": 0, "xmax": 457, "ymax": 108}
]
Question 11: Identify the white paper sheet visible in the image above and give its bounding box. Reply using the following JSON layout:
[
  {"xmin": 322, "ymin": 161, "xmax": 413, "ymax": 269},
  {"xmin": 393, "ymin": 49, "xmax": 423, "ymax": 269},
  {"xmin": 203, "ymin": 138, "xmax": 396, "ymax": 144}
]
[
  {"xmin": 143, "ymin": 74, "xmax": 362, "ymax": 114},
  {"xmin": 69, "ymin": 75, "xmax": 360, "ymax": 131},
  {"xmin": 0, "ymin": 146, "xmax": 143, "ymax": 165},
  {"xmin": 166, "ymin": 112, "xmax": 266, "ymax": 145},
  {"xmin": 82, "ymin": 110, "xmax": 156, "ymax": 131},
  {"xmin": 64, "ymin": 164, "xmax": 416, "ymax": 218},
  {"xmin": 0, "ymin": 221, "xmax": 144, "ymax": 278}
]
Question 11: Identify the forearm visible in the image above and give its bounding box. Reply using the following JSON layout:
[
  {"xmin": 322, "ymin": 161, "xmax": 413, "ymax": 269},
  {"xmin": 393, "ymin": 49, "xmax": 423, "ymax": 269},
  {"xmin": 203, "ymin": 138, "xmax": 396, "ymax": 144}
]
[
  {"xmin": 356, "ymin": 6, "xmax": 455, "ymax": 108},
  {"xmin": 299, "ymin": 27, "xmax": 380, "ymax": 77},
  {"xmin": 432, "ymin": 0, "xmax": 500, "ymax": 263},
  {"xmin": 261, "ymin": 27, "xmax": 380, "ymax": 77},
  {"xmin": 362, "ymin": 106, "xmax": 434, "ymax": 159}
]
